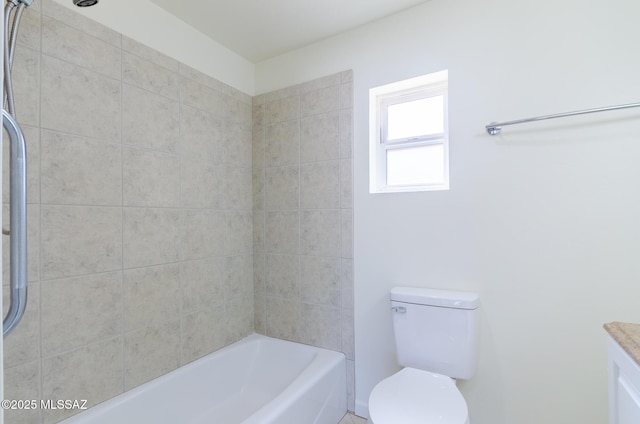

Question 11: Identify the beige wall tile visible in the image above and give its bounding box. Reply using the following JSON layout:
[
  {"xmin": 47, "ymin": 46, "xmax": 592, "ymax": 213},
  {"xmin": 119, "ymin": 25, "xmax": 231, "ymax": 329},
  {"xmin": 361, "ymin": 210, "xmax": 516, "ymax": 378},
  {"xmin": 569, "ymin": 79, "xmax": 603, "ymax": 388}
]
[
  {"xmin": 301, "ymin": 85, "xmax": 340, "ymax": 118},
  {"xmin": 341, "ymin": 259, "xmax": 354, "ymax": 311},
  {"xmin": 257, "ymin": 72, "xmax": 353, "ymax": 404},
  {"xmin": 225, "ymin": 255, "xmax": 253, "ymax": 299},
  {"xmin": 42, "ymin": 0, "xmax": 121, "ymax": 47},
  {"xmin": 340, "ymin": 81, "xmax": 354, "ymax": 109},
  {"xmin": 123, "ymin": 52, "xmax": 180, "ymax": 100},
  {"xmin": 28, "ymin": 206, "xmax": 40, "ymax": 283},
  {"xmin": 123, "ymin": 147, "xmax": 180, "ymax": 207},
  {"xmin": 179, "ymin": 63, "xmax": 223, "ymax": 93},
  {"xmin": 181, "ymin": 257, "xmax": 225, "ymax": 314},
  {"xmin": 16, "ymin": 5, "xmax": 41, "ymax": 51},
  {"xmin": 253, "ymin": 293, "xmax": 266, "ymax": 335},
  {"xmin": 0, "ymin": 7, "xmax": 390, "ymax": 421},
  {"xmin": 300, "ymin": 161, "xmax": 340, "ymax": 209},
  {"xmin": 4, "ymin": 6, "xmax": 353, "ymax": 416},
  {"xmin": 224, "ymin": 96, "xmax": 252, "ymax": 125},
  {"xmin": 341, "ymin": 70, "xmax": 353, "ymax": 83},
  {"xmin": 224, "ymin": 210, "xmax": 253, "ymax": 255},
  {"xmin": 300, "ymin": 111, "xmax": 340, "ymax": 162},
  {"xmin": 11, "ymin": 46, "xmax": 40, "ymax": 128},
  {"xmin": 223, "ymin": 165, "xmax": 253, "ymax": 210},
  {"xmin": 265, "ymin": 95, "xmax": 300, "ymax": 124},
  {"xmin": 3, "ymin": 283, "xmax": 40, "ymax": 368},
  {"xmin": 265, "ymin": 211, "xmax": 299, "ymax": 255},
  {"xmin": 265, "ymin": 166, "xmax": 299, "ymax": 211},
  {"xmin": 41, "ymin": 55, "xmax": 121, "ymax": 141},
  {"xmin": 181, "ymin": 209, "xmax": 218, "ymax": 260},
  {"xmin": 253, "ymin": 254, "xmax": 265, "ymax": 296},
  {"xmin": 265, "ymin": 297, "xmax": 300, "ymax": 342},
  {"xmin": 123, "ymin": 321, "xmax": 180, "ymax": 390},
  {"xmin": 226, "ymin": 85, "xmax": 252, "ymax": 106},
  {"xmin": 122, "ymin": 207, "xmax": 180, "ymax": 269},
  {"xmin": 340, "ymin": 158, "xmax": 353, "ymax": 209},
  {"xmin": 4, "ymin": 360, "xmax": 42, "ymax": 424},
  {"xmin": 253, "ymin": 169, "xmax": 265, "ymax": 212},
  {"xmin": 253, "ymin": 145, "xmax": 265, "ymax": 193},
  {"xmin": 180, "ymin": 105, "xmax": 223, "ymax": 162},
  {"xmin": 300, "ymin": 256, "xmax": 340, "ymax": 307},
  {"xmin": 25, "ymin": 125, "xmax": 41, "ymax": 205},
  {"xmin": 253, "ymin": 210, "xmax": 265, "ymax": 253},
  {"xmin": 346, "ymin": 360, "xmax": 356, "ymax": 412},
  {"xmin": 42, "ymin": 337, "xmax": 123, "ymax": 423},
  {"xmin": 180, "ymin": 76, "xmax": 223, "ymax": 114},
  {"xmin": 181, "ymin": 306, "xmax": 226, "ymax": 364},
  {"xmin": 300, "ymin": 73, "xmax": 342, "ymax": 94},
  {"xmin": 42, "ymin": 16, "xmax": 121, "ymax": 79},
  {"xmin": 265, "ymin": 254, "xmax": 299, "ymax": 299},
  {"xmin": 122, "ymin": 84, "xmax": 180, "ymax": 153},
  {"xmin": 342, "ymin": 308, "xmax": 355, "ymax": 360},
  {"xmin": 122, "ymin": 37, "xmax": 180, "ymax": 72},
  {"xmin": 41, "ymin": 205, "xmax": 122, "ymax": 279},
  {"xmin": 123, "ymin": 264, "xmax": 180, "ymax": 332},
  {"xmin": 299, "ymin": 303, "xmax": 341, "ymax": 351},
  {"xmin": 230, "ymin": 212, "xmax": 256, "ymax": 254},
  {"xmin": 339, "ymin": 108, "xmax": 353, "ymax": 159},
  {"xmin": 224, "ymin": 121, "xmax": 252, "ymax": 166},
  {"xmin": 41, "ymin": 130, "xmax": 122, "ymax": 206},
  {"xmin": 300, "ymin": 210, "xmax": 340, "ymax": 257},
  {"xmin": 41, "ymin": 272, "xmax": 122, "ymax": 356},
  {"xmin": 265, "ymin": 120, "xmax": 300, "ymax": 166},
  {"xmin": 265, "ymin": 85, "xmax": 300, "ymax": 103},
  {"xmin": 225, "ymin": 294, "xmax": 253, "ymax": 343},
  {"xmin": 181, "ymin": 159, "xmax": 223, "ymax": 209},
  {"xmin": 253, "ymin": 94, "xmax": 265, "ymax": 107},
  {"xmin": 342, "ymin": 209, "xmax": 354, "ymax": 259},
  {"xmin": 252, "ymin": 101, "xmax": 265, "ymax": 128}
]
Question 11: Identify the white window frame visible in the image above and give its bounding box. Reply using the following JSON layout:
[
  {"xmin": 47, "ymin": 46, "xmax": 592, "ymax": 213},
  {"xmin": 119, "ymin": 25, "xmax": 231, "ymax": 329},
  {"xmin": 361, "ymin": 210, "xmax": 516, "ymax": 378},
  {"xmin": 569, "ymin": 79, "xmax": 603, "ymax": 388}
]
[{"xmin": 369, "ymin": 71, "xmax": 449, "ymax": 193}]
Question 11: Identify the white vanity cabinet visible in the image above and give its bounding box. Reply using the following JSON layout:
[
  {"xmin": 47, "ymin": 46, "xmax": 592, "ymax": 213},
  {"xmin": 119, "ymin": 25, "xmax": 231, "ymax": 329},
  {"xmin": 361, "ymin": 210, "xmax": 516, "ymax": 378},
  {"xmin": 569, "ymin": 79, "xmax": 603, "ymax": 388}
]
[{"xmin": 607, "ymin": 335, "xmax": 640, "ymax": 424}]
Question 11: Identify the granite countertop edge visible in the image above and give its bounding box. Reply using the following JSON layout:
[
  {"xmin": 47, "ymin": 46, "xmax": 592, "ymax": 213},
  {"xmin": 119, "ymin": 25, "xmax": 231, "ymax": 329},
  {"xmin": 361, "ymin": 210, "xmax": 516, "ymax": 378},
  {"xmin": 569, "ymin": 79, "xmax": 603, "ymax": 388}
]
[{"xmin": 604, "ymin": 321, "xmax": 640, "ymax": 366}]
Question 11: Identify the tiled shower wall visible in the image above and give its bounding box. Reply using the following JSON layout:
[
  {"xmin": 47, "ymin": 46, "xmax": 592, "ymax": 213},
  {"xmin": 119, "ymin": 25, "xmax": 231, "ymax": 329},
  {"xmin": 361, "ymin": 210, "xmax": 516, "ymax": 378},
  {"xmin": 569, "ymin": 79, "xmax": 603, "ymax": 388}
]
[
  {"xmin": 252, "ymin": 73, "xmax": 355, "ymax": 409},
  {"xmin": 3, "ymin": 1, "xmax": 254, "ymax": 422},
  {"xmin": 2, "ymin": 1, "xmax": 355, "ymax": 423}
]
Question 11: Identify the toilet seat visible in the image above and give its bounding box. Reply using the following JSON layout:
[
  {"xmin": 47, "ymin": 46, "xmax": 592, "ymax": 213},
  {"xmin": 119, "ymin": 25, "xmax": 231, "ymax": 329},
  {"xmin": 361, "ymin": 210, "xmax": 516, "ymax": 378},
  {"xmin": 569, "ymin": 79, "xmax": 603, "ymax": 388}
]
[{"xmin": 368, "ymin": 367, "xmax": 469, "ymax": 424}]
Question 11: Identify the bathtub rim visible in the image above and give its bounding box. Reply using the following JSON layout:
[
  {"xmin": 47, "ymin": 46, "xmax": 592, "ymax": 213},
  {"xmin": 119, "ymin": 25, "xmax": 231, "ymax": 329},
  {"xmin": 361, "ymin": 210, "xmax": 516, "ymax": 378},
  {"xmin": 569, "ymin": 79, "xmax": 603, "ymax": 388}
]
[{"xmin": 59, "ymin": 333, "xmax": 347, "ymax": 424}]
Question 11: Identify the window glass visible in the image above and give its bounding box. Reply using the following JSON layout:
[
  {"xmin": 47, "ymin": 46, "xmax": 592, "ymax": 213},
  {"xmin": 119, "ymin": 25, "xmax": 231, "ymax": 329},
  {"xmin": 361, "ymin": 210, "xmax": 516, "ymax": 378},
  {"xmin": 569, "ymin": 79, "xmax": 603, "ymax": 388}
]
[
  {"xmin": 387, "ymin": 95, "xmax": 444, "ymax": 141},
  {"xmin": 386, "ymin": 144, "xmax": 445, "ymax": 186}
]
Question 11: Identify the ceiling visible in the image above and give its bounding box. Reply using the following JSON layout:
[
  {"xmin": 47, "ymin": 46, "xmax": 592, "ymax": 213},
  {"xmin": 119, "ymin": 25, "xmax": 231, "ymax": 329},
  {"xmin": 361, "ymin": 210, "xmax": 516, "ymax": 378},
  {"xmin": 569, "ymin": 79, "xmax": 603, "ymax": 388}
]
[{"xmin": 148, "ymin": 0, "xmax": 431, "ymax": 63}]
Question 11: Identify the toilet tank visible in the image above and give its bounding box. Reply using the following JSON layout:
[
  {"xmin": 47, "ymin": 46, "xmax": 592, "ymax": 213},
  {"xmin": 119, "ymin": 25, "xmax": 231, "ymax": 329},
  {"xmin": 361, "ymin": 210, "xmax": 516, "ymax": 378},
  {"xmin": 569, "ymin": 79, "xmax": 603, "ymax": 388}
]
[{"xmin": 390, "ymin": 287, "xmax": 480, "ymax": 380}]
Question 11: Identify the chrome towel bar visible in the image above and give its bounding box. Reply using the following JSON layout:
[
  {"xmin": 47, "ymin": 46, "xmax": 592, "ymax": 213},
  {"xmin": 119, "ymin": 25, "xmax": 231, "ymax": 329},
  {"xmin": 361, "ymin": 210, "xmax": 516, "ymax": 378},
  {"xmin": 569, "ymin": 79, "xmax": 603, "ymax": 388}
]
[
  {"xmin": 486, "ymin": 101, "xmax": 640, "ymax": 135},
  {"xmin": 3, "ymin": 109, "xmax": 28, "ymax": 338}
]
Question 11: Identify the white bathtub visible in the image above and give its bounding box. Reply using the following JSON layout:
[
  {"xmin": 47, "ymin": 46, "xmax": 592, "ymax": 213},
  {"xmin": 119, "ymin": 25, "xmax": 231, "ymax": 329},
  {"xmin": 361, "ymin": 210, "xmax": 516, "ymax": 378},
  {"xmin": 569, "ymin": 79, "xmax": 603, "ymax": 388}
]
[{"xmin": 61, "ymin": 334, "xmax": 347, "ymax": 424}]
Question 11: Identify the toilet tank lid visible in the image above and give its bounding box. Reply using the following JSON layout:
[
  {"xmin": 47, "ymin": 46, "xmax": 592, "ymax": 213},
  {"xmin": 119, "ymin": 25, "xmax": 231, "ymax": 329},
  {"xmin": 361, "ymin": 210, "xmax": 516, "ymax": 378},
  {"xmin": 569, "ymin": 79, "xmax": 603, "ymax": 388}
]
[{"xmin": 390, "ymin": 287, "xmax": 480, "ymax": 310}]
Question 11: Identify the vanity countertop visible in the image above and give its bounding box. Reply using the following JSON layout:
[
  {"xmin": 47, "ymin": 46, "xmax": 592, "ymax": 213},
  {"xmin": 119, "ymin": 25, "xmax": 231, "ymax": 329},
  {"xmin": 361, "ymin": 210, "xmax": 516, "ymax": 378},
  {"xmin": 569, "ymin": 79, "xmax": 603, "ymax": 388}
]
[{"xmin": 604, "ymin": 321, "xmax": 640, "ymax": 366}]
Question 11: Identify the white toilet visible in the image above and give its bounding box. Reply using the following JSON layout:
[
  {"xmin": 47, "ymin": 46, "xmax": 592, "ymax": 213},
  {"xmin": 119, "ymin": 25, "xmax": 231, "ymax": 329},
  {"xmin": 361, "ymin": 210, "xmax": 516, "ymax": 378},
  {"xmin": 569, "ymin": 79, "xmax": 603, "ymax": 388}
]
[{"xmin": 367, "ymin": 286, "xmax": 480, "ymax": 424}]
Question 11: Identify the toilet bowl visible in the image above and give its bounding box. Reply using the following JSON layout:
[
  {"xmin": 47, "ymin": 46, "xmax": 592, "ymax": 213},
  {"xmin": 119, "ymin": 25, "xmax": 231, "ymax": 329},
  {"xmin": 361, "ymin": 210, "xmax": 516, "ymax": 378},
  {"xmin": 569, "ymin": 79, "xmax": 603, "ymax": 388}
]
[{"xmin": 368, "ymin": 367, "xmax": 470, "ymax": 424}]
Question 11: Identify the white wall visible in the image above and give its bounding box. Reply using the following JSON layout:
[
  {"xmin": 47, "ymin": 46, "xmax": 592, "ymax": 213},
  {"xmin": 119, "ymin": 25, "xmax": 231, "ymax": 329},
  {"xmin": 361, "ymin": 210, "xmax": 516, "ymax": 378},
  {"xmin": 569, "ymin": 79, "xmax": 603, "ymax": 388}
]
[
  {"xmin": 51, "ymin": 0, "xmax": 255, "ymax": 95},
  {"xmin": 257, "ymin": 0, "xmax": 640, "ymax": 422}
]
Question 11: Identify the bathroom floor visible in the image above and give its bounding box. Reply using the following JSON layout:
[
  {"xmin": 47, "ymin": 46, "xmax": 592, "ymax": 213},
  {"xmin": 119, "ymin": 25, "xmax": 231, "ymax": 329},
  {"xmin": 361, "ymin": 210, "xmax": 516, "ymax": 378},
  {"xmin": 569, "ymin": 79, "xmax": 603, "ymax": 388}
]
[{"xmin": 339, "ymin": 412, "xmax": 368, "ymax": 424}]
